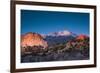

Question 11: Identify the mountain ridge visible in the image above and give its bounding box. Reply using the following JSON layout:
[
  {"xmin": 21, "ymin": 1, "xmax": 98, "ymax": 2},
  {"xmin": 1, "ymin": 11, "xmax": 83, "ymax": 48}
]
[{"xmin": 21, "ymin": 30, "xmax": 89, "ymax": 49}]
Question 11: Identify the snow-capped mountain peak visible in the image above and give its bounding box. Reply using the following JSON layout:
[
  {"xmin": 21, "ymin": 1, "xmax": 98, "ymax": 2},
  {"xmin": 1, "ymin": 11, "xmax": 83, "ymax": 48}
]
[
  {"xmin": 47, "ymin": 30, "xmax": 75, "ymax": 37},
  {"xmin": 57, "ymin": 30, "xmax": 71, "ymax": 36}
]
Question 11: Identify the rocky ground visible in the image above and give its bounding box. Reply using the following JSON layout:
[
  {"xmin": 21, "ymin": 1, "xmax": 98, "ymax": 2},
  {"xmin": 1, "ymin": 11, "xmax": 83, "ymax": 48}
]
[{"xmin": 21, "ymin": 49, "xmax": 89, "ymax": 63}]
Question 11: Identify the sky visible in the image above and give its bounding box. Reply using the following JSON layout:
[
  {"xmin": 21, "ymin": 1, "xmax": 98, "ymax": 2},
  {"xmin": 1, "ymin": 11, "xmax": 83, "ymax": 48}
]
[{"xmin": 21, "ymin": 10, "xmax": 89, "ymax": 35}]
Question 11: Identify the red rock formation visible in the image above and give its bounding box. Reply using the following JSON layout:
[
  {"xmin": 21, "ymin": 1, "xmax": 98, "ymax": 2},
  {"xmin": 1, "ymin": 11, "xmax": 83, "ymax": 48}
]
[
  {"xmin": 21, "ymin": 32, "xmax": 48, "ymax": 48},
  {"xmin": 76, "ymin": 34, "xmax": 88, "ymax": 40}
]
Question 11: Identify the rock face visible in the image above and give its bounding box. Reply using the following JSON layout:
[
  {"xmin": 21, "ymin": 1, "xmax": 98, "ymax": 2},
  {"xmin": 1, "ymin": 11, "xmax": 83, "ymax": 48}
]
[
  {"xmin": 21, "ymin": 32, "xmax": 48, "ymax": 48},
  {"xmin": 76, "ymin": 34, "xmax": 89, "ymax": 40}
]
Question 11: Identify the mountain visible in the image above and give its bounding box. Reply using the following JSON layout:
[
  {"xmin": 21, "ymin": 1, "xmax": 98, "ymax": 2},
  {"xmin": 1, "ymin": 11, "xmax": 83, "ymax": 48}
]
[
  {"xmin": 46, "ymin": 30, "xmax": 77, "ymax": 37},
  {"xmin": 21, "ymin": 31, "xmax": 88, "ymax": 49},
  {"xmin": 21, "ymin": 32, "xmax": 48, "ymax": 48},
  {"xmin": 76, "ymin": 34, "xmax": 89, "ymax": 40},
  {"xmin": 44, "ymin": 30, "xmax": 77, "ymax": 46}
]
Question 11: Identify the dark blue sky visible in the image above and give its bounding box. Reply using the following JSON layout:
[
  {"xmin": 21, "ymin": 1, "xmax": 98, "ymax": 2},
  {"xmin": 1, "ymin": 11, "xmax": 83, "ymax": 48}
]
[{"xmin": 21, "ymin": 10, "xmax": 89, "ymax": 35}]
